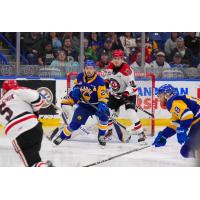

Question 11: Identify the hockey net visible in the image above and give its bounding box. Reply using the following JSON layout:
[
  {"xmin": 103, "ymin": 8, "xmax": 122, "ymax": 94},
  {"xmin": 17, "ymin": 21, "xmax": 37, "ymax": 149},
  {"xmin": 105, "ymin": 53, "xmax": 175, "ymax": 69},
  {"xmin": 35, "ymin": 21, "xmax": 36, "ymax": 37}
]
[{"xmin": 66, "ymin": 71, "xmax": 155, "ymax": 136}]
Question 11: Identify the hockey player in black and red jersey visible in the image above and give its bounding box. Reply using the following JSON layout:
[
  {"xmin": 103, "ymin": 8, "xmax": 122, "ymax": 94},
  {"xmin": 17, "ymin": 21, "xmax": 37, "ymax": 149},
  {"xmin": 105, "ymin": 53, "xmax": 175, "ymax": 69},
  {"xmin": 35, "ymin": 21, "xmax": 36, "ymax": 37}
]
[
  {"xmin": 105, "ymin": 49, "xmax": 146, "ymax": 142},
  {"xmin": 0, "ymin": 80, "xmax": 53, "ymax": 167}
]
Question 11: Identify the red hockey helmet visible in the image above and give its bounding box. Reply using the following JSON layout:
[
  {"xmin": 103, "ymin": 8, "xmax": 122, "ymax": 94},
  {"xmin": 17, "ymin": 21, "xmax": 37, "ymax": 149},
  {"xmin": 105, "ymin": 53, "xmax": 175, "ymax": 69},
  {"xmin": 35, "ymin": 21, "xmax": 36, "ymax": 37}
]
[
  {"xmin": 112, "ymin": 49, "xmax": 124, "ymax": 58},
  {"xmin": 2, "ymin": 80, "xmax": 19, "ymax": 94}
]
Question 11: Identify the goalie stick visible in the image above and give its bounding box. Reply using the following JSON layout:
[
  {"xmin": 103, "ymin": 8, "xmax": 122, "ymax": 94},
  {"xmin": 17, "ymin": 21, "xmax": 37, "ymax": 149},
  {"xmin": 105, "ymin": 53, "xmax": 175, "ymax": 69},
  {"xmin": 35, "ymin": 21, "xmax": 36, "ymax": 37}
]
[{"xmin": 83, "ymin": 144, "xmax": 151, "ymax": 167}]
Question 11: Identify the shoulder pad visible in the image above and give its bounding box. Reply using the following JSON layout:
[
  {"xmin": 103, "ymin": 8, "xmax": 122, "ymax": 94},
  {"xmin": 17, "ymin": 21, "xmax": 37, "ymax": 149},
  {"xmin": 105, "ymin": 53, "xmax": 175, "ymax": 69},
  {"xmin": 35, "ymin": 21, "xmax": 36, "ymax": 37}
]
[
  {"xmin": 120, "ymin": 63, "xmax": 132, "ymax": 76},
  {"xmin": 166, "ymin": 95, "xmax": 185, "ymax": 111},
  {"xmin": 96, "ymin": 75, "xmax": 105, "ymax": 85},
  {"xmin": 107, "ymin": 62, "xmax": 114, "ymax": 70},
  {"xmin": 77, "ymin": 72, "xmax": 84, "ymax": 81}
]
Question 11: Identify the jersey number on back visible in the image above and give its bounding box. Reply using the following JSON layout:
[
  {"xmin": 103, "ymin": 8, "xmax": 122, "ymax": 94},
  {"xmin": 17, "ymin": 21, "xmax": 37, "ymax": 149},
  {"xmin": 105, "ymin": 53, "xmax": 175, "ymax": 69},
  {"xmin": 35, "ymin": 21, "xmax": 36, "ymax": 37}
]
[{"xmin": 0, "ymin": 102, "xmax": 13, "ymax": 121}]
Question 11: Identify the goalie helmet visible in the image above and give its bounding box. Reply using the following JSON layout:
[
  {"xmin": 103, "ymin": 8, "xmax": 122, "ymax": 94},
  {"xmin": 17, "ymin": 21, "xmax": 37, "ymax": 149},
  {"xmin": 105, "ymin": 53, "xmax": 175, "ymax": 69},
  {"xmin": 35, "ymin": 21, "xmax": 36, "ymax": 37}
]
[
  {"xmin": 157, "ymin": 84, "xmax": 177, "ymax": 96},
  {"xmin": 2, "ymin": 80, "xmax": 19, "ymax": 95}
]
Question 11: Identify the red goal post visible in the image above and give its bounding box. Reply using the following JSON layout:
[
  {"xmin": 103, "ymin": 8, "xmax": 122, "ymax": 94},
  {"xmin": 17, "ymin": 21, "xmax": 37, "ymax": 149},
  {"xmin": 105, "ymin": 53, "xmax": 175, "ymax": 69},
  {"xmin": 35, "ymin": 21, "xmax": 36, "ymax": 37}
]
[{"xmin": 66, "ymin": 71, "xmax": 156, "ymax": 136}]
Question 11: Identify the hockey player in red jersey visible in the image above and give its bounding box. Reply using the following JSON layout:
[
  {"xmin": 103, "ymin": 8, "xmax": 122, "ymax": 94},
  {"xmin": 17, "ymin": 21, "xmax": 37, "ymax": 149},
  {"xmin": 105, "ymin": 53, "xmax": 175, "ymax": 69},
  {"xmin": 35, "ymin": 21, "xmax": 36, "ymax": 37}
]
[
  {"xmin": 105, "ymin": 49, "xmax": 146, "ymax": 142},
  {"xmin": 0, "ymin": 80, "xmax": 53, "ymax": 167}
]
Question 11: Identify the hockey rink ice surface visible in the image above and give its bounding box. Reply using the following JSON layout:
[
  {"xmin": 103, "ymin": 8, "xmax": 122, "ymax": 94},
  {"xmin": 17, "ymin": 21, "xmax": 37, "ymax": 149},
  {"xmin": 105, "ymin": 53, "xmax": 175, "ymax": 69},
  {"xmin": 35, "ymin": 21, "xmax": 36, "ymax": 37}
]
[{"xmin": 0, "ymin": 126, "xmax": 196, "ymax": 167}]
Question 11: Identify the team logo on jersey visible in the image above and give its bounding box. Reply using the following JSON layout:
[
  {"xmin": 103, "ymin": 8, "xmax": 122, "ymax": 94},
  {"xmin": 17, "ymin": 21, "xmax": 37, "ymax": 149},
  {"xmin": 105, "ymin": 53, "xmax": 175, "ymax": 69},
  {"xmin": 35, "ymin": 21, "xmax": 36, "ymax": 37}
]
[
  {"xmin": 80, "ymin": 86, "xmax": 93, "ymax": 102},
  {"xmin": 37, "ymin": 87, "xmax": 53, "ymax": 108},
  {"xmin": 77, "ymin": 115, "xmax": 82, "ymax": 120},
  {"xmin": 110, "ymin": 78, "xmax": 120, "ymax": 92}
]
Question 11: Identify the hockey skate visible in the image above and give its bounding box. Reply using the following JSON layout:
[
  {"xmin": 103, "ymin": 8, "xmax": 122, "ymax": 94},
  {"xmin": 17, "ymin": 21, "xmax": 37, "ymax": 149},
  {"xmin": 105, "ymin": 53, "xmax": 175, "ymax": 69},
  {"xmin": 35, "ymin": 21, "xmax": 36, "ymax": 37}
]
[
  {"xmin": 98, "ymin": 135, "xmax": 106, "ymax": 146},
  {"xmin": 138, "ymin": 132, "xmax": 146, "ymax": 143}
]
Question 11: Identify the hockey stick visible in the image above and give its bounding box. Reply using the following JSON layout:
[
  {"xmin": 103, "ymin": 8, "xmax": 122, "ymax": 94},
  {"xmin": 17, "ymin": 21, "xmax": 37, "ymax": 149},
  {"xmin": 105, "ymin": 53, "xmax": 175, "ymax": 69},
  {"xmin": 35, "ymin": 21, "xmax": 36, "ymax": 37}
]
[
  {"xmin": 134, "ymin": 102, "xmax": 154, "ymax": 117},
  {"xmin": 83, "ymin": 144, "xmax": 151, "ymax": 167}
]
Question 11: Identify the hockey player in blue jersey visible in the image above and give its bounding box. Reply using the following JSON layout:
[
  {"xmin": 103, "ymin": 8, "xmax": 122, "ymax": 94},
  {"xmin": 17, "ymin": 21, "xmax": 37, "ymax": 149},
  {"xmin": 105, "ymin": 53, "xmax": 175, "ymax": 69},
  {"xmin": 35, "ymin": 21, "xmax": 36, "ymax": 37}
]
[
  {"xmin": 153, "ymin": 84, "xmax": 200, "ymax": 158},
  {"xmin": 50, "ymin": 60, "xmax": 109, "ymax": 146}
]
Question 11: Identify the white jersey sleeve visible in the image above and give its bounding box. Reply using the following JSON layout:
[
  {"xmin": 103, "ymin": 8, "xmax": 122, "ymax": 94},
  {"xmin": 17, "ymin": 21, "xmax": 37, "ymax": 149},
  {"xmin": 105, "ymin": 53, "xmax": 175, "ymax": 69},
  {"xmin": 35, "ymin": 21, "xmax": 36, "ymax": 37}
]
[
  {"xmin": 122, "ymin": 68, "xmax": 138, "ymax": 96},
  {"xmin": 15, "ymin": 88, "xmax": 44, "ymax": 112}
]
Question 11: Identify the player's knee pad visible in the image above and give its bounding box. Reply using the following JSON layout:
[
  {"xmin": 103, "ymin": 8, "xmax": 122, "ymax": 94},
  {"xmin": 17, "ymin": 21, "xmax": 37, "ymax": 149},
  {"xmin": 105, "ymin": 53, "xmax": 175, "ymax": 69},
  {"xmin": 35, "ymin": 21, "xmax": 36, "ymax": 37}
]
[
  {"xmin": 98, "ymin": 113, "xmax": 109, "ymax": 122},
  {"xmin": 180, "ymin": 145, "xmax": 195, "ymax": 158}
]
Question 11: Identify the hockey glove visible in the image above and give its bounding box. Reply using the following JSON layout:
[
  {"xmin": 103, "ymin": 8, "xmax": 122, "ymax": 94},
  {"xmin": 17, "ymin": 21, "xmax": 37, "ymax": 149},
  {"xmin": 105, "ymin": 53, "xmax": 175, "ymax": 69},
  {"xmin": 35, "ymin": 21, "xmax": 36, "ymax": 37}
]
[
  {"xmin": 122, "ymin": 91, "xmax": 130, "ymax": 101},
  {"xmin": 71, "ymin": 86, "xmax": 81, "ymax": 102},
  {"xmin": 152, "ymin": 131, "xmax": 167, "ymax": 147},
  {"xmin": 96, "ymin": 102, "xmax": 109, "ymax": 117},
  {"xmin": 176, "ymin": 127, "xmax": 188, "ymax": 145}
]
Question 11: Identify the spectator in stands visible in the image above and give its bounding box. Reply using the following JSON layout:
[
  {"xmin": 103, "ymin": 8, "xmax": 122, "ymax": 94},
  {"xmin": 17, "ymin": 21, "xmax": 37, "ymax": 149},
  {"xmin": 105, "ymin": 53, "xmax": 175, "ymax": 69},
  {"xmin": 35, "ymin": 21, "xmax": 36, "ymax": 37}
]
[
  {"xmin": 170, "ymin": 52, "xmax": 189, "ymax": 68},
  {"xmin": 62, "ymin": 32, "xmax": 80, "ymax": 52},
  {"xmin": 130, "ymin": 37, "xmax": 151, "ymax": 64},
  {"xmin": 151, "ymin": 51, "xmax": 170, "ymax": 68},
  {"xmin": 50, "ymin": 50, "xmax": 68, "ymax": 72},
  {"xmin": 130, "ymin": 52, "xmax": 150, "ymax": 69},
  {"xmin": 83, "ymin": 37, "xmax": 98, "ymax": 61},
  {"xmin": 96, "ymin": 51, "xmax": 109, "ymax": 70},
  {"xmin": 110, "ymin": 32, "xmax": 123, "ymax": 50},
  {"xmin": 171, "ymin": 37, "xmax": 193, "ymax": 66},
  {"xmin": 97, "ymin": 37, "xmax": 114, "ymax": 61},
  {"xmin": 23, "ymin": 32, "xmax": 43, "ymax": 65},
  {"xmin": 62, "ymin": 37, "xmax": 79, "ymax": 62},
  {"xmin": 65, "ymin": 57, "xmax": 80, "ymax": 73},
  {"xmin": 184, "ymin": 32, "xmax": 200, "ymax": 57},
  {"xmin": 38, "ymin": 41, "xmax": 55, "ymax": 66},
  {"xmin": 120, "ymin": 32, "xmax": 136, "ymax": 57},
  {"xmin": 88, "ymin": 32, "xmax": 103, "ymax": 52},
  {"xmin": 164, "ymin": 32, "xmax": 178, "ymax": 60},
  {"xmin": 48, "ymin": 32, "xmax": 62, "ymax": 53}
]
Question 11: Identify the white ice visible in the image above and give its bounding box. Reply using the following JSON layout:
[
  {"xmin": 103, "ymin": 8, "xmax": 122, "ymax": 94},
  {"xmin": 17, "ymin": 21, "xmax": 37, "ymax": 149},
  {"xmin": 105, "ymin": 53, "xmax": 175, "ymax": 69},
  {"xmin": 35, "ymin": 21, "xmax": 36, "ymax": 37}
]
[{"xmin": 0, "ymin": 126, "xmax": 196, "ymax": 167}]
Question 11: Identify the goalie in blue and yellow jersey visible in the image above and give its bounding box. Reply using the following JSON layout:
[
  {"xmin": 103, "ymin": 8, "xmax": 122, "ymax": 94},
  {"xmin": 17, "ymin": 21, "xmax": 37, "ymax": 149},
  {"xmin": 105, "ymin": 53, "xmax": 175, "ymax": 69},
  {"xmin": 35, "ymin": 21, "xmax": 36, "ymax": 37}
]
[
  {"xmin": 50, "ymin": 60, "xmax": 109, "ymax": 146},
  {"xmin": 153, "ymin": 84, "xmax": 200, "ymax": 158}
]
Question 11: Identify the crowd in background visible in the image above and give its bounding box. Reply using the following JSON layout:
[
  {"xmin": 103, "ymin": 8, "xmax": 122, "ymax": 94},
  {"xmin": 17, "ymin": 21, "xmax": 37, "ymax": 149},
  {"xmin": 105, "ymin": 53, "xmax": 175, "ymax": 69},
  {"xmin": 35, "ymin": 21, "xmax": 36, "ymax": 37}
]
[{"xmin": 1, "ymin": 32, "xmax": 200, "ymax": 77}]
